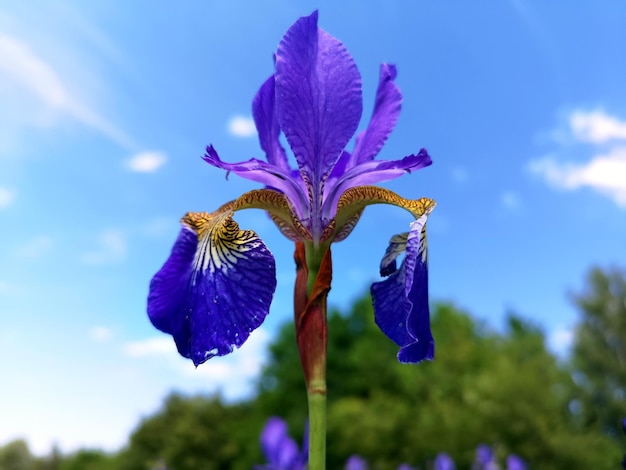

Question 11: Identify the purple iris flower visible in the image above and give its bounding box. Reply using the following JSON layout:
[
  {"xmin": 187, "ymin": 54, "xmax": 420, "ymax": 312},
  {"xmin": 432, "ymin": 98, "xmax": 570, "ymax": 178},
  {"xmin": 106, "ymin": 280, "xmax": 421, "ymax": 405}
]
[
  {"xmin": 257, "ymin": 417, "xmax": 307, "ymax": 470},
  {"xmin": 473, "ymin": 444, "xmax": 495, "ymax": 470},
  {"xmin": 506, "ymin": 454, "xmax": 526, "ymax": 470},
  {"xmin": 434, "ymin": 452, "xmax": 456, "ymax": 470},
  {"xmin": 345, "ymin": 455, "xmax": 368, "ymax": 470},
  {"xmin": 147, "ymin": 11, "xmax": 435, "ymax": 366}
]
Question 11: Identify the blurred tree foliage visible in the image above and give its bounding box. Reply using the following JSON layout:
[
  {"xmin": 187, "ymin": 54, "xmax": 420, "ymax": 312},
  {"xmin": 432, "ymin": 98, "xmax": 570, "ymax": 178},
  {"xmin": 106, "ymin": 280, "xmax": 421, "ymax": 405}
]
[
  {"xmin": 2, "ymin": 268, "xmax": 625, "ymax": 469},
  {"xmin": 570, "ymin": 267, "xmax": 626, "ymax": 439},
  {"xmin": 257, "ymin": 296, "xmax": 619, "ymax": 469},
  {"xmin": 116, "ymin": 395, "xmax": 263, "ymax": 470}
]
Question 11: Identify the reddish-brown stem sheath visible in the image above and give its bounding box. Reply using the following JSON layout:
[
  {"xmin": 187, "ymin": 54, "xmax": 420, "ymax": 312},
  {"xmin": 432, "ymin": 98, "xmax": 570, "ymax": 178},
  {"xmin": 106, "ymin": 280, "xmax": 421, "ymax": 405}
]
[{"xmin": 293, "ymin": 242, "xmax": 332, "ymax": 393}]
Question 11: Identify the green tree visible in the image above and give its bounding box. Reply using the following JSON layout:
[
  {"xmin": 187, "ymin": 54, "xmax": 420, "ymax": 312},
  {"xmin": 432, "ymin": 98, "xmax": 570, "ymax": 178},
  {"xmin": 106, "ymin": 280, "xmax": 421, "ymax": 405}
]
[
  {"xmin": 58, "ymin": 450, "xmax": 116, "ymax": 470},
  {"xmin": 258, "ymin": 295, "xmax": 619, "ymax": 469},
  {"xmin": 0, "ymin": 440, "xmax": 34, "ymax": 470},
  {"xmin": 117, "ymin": 393, "xmax": 264, "ymax": 470},
  {"xmin": 570, "ymin": 267, "xmax": 626, "ymax": 439}
]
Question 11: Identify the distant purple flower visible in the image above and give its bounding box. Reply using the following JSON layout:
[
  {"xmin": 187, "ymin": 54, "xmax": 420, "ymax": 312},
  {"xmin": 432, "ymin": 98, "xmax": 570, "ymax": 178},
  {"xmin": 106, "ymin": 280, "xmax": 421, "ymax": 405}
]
[
  {"xmin": 147, "ymin": 11, "xmax": 435, "ymax": 366},
  {"xmin": 345, "ymin": 455, "xmax": 368, "ymax": 470},
  {"xmin": 434, "ymin": 452, "xmax": 456, "ymax": 470},
  {"xmin": 396, "ymin": 464, "xmax": 415, "ymax": 470},
  {"xmin": 506, "ymin": 454, "xmax": 526, "ymax": 470},
  {"xmin": 476, "ymin": 444, "xmax": 493, "ymax": 464},
  {"xmin": 473, "ymin": 444, "xmax": 497, "ymax": 470},
  {"xmin": 257, "ymin": 417, "xmax": 307, "ymax": 470}
]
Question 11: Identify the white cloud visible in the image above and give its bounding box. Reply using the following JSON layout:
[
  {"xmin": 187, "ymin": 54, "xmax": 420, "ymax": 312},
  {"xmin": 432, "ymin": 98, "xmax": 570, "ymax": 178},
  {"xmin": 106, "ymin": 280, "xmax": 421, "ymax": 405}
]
[
  {"xmin": 89, "ymin": 326, "xmax": 113, "ymax": 343},
  {"xmin": 125, "ymin": 151, "xmax": 167, "ymax": 173},
  {"xmin": 0, "ymin": 33, "xmax": 68, "ymax": 109},
  {"xmin": 0, "ymin": 32, "xmax": 136, "ymax": 149},
  {"xmin": 0, "ymin": 187, "xmax": 16, "ymax": 208},
  {"xmin": 124, "ymin": 328, "xmax": 271, "ymax": 401},
  {"xmin": 80, "ymin": 229, "xmax": 127, "ymax": 265},
  {"xmin": 570, "ymin": 110, "xmax": 626, "ymax": 143},
  {"xmin": 228, "ymin": 115, "xmax": 257, "ymax": 138},
  {"xmin": 124, "ymin": 336, "xmax": 174, "ymax": 357},
  {"xmin": 530, "ymin": 147, "xmax": 626, "ymax": 207}
]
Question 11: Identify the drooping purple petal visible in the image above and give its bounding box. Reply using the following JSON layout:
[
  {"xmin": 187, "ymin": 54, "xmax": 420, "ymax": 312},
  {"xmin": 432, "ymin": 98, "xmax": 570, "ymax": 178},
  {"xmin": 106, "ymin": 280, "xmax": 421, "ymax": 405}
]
[
  {"xmin": 434, "ymin": 453, "xmax": 456, "ymax": 470},
  {"xmin": 351, "ymin": 63, "xmax": 402, "ymax": 165},
  {"xmin": 253, "ymin": 75, "xmax": 290, "ymax": 172},
  {"xmin": 146, "ymin": 226, "xmax": 196, "ymax": 358},
  {"xmin": 323, "ymin": 149, "xmax": 432, "ymax": 222},
  {"xmin": 371, "ymin": 215, "xmax": 434, "ymax": 363},
  {"xmin": 275, "ymin": 10, "xmax": 362, "ymax": 227},
  {"xmin": 203, "ymin": 145, "xmax": 309, "ymax": 220},
  {"xmin": 379, "ymin": 232, "xmax": 408, "ymax": 277},
  {"xmin": 147, "ymin": 213, "xmax": 276, "ymax": 366}
]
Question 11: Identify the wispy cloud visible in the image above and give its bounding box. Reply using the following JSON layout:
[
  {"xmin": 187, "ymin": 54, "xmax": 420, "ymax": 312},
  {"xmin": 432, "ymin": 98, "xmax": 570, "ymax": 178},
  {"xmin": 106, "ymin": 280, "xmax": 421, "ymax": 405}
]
[
  {"xmin": 0, "ymin": 187, "xmax": 16, "ymax": 208},
  {"xmin": 501, "ymin": 191, "xmax": 521, "ymax": 210},
  {"xmin": 532, "ymin": 110, "xmax": 626, "ymax": 208},
  {"xmin": 124, "ymin": 328, "xmax": 271, "ymax": 400},
  {"xmin": 569, "ymin": 110, "xmax": 626, "ymax": 143},
  {"xmin": 124, "ymin": 337, "xmax": 173, "ymax": 357},
  {"xmin": 14, "ymin": 235, "xmax": 54, "ymax": 259},
  {"xmin": 530, "ymin": 147, "xmax": 626, "ymax": 207},
  {"xmin": 125, "ymin": 151, "xmax": 167, "ymax": 173},
  {"xmin": 0, "ymin": 32, "xmax": 136, "ymax": 149},
  {"xmin": 228, "ymin": 116, "xmax": 257, "ymax": 138},
  {"xmin": 80, "ymin": 229, "xmax": 127, "ymax": 265},
  {"xmin": 89, "ymin": 326, "xmax": 113, "ymax": 343}
]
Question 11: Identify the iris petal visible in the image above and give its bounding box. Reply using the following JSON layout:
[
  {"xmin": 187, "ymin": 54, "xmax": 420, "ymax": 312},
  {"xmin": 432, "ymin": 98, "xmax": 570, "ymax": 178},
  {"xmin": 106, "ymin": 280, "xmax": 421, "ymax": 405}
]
[
  {"xmin": 371, "ymin": 215, "xmax": 434, "ymax": 363},
  {"xmin": 275, "ymin": 11, "xmax": 362, "ymax": 214},
  {"xmin": 323, "ymin": 149, "xmax": 432, "ymax": 223},
  {"xmin": 147, "ymin": 210, "xmax": 276, "ymax": 366},
  {"xmin": 253, "ymin": 75, "xmax": 291, "ymax": 172},
  {"xmin": 352, "ymin": 63, "xmax": 402, "ymax": 165},
  {"xmin": 203, "ymin": 145, "xmax": 309, "ymax": 220}
]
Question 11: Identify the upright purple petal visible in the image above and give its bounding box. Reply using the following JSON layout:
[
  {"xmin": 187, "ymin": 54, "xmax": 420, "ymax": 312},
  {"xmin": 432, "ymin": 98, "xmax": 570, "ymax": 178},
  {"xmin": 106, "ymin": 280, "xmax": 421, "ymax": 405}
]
[
  {"xmin": 253, "ymin": 75, "xmax": 290, "ymax": 172},
  {"xmin": 275, "ymin": 10, "xmax": 362, "ymax": 225},
  {"xmin": 351, "ymin": 63, "xmax": 402, "ymax": 165},
  {"xmin": 147, "ymin": 212, "xmax": 276, "ymax": 366},
  {"xmin": 371, "ymin": 215, "xmax": 434, "ymax": 363}
]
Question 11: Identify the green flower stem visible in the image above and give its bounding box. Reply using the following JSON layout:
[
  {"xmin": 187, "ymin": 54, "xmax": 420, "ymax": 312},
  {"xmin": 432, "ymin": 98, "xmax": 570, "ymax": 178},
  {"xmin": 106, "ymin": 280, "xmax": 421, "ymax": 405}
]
[
  {"xmin": 307, "ymin": 387, "xmax": 327, "ymax": 470},
  {"xmin": 298, "ymin": 242, "xmax": 331, "ymax": 470}
]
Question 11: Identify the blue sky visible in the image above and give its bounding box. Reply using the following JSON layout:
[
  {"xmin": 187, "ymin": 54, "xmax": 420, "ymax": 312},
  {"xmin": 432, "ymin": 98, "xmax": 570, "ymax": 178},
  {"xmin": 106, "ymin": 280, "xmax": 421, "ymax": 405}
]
[{"xmin": 1, "ymin": 0, "xmax": 626, "ymax": 456}]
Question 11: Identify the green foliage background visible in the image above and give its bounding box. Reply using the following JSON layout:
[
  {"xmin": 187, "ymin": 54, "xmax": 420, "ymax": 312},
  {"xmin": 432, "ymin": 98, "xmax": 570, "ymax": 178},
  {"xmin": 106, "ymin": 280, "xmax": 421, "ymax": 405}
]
[{"xmin": 2, "ymin": 268, "xmax": 625, "ymax": 469}]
